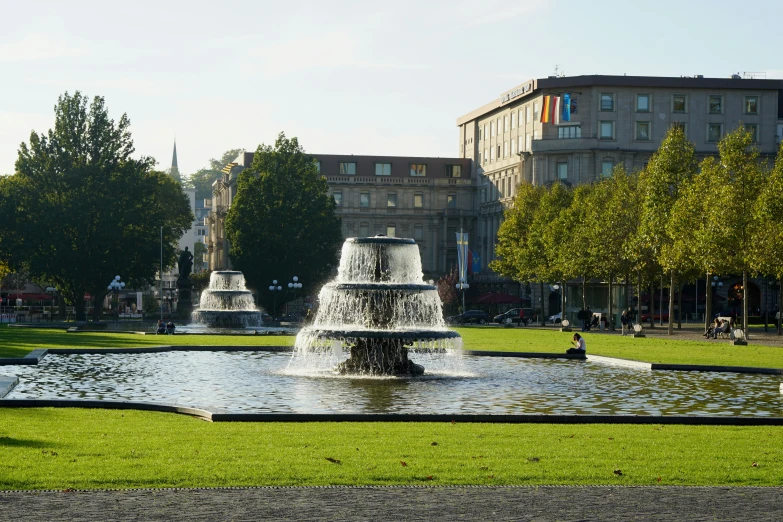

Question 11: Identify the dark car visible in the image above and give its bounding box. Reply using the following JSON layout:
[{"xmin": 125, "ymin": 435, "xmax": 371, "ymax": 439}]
[
  {"xmin": 448, "ymin": 310, "xmax": 490, "ymax": 325},
  {"xmin": 494, "ymin": 308, "xmax": 535, "ymax": 325}
]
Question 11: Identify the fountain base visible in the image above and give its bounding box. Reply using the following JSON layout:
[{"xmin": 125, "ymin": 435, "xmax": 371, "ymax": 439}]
[{"xmin": 335, "ymin": 338, "xmax": 425, "ymax": 376}]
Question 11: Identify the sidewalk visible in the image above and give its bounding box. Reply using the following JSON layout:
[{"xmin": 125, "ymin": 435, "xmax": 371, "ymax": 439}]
[{"xmin": 1, "ymin": 486, "xmax": 781, "ymax": 521}]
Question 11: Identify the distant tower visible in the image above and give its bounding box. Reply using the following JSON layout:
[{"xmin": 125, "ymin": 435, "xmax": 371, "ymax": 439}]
[{"xmin": 169, "ymin": 140, "xmax": 181, "ymax": 182}]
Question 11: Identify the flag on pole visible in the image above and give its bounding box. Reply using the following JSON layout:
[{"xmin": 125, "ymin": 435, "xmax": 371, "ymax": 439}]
[
  {"xmin": 563, "ymin": 93, "xmax": 571, "ymax": 122},
  {"xmin": 553, "ymin": 96, "xmax": 560, "ymax": 125},
  {"xmin": 456, "ymin": 232, "xmax": 469, "ymax": 286},
  {"xmin": 540, "ymin": 96, "xmax": 550, "ymax": 123}
]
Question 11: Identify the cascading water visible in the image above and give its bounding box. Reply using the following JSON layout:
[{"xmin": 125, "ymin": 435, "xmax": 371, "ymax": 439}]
[
  {"xmin": 289, "ymin": 236, "xmax": 462, "ymax": 376},
  {"xmin": 191, "ymin": 271, "xmax": 264, "ymax": 328}
]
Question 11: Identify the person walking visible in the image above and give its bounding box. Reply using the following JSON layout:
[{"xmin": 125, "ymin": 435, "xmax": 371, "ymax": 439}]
[
  {"xmin": 621, "ymin": 310, "xmax": 629, "ymax": 336},
  {"xmin": 517, "ymin": 308, "xmax": 526, "ymax": 327}
]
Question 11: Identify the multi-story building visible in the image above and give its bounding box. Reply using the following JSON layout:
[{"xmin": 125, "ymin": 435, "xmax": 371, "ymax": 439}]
[
  {"xmin": 457, "ymin": 74, "xmax": 783, "ymax": 273},
  {"xmin": 206, "ymin": 153, "xmax": 472, "ymax": 279}
]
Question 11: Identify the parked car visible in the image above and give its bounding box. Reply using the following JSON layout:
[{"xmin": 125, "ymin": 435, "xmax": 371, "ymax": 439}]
[
  {"xmin": 548, "ymin": 312, "xmax": 562, "ymax": 324},
  {"xmin": 447, "ymin": 310, "xmax": 490, "ymax": 324},
  {"xmin": 493, "ymin": 308, "xmax": 535, "ymax": 325}
]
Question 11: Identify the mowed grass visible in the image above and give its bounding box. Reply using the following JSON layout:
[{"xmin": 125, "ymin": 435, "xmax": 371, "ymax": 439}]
[
  {"xmin": 2, "ymin": 324, "xmax": 782, "ymax": 368},
  {"xmin": 1, "ymin": 408, "xmax": 781, "ymax": 489}
]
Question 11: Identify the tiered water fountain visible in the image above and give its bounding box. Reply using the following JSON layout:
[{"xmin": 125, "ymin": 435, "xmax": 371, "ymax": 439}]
[
  {"xmin": 290, "ymin": 236, "xmax": 462, "ymax": 376},
  {"xmin": 191, "ymin": 271, "xmax": 263, "ymax": 328}
]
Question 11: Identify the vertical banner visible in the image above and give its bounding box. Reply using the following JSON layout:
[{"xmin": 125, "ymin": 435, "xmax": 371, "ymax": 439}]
[
  {"xmin": 540, "ymin": 96, "xmax": 550, "ymax": 123},
  {"xmin": 553, "ymin": 96, "xmax": 560, "ymax": 125},
  {"xmin": 136, "ymin": 292, "xmax": 143, "ymax": 312},
  {"xmin": 456, "ymin": 232, "xmax": 469, "ymax": 285},
  {"xmin": 563, "ymin": 93, "xmax": 571, "ymax": 121},
  {"xmin": 472, "ymin": 251, "xmax": 482, "ymax": 274}
]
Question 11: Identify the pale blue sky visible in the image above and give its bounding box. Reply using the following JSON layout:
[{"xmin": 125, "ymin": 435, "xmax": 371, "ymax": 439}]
[{"xmin": 1, "ymin": 0, "xmax": 781, "ymax": 176}]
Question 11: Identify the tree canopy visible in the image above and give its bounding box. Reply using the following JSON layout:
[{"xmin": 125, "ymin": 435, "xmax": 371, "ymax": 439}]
[
  {"xmin": 183, "ymin": 149, "xmax": 244, "ymax": 200},
  {"xmin": 224, "ymin": 133, "xmax": 342, "ymax": 313},
  {"xmin": 0, "ymin": 92, "xmax": 193, "ymax": 320}
]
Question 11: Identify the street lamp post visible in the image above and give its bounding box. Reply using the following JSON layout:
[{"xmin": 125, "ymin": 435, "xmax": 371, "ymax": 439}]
[
  {"xmin": 455, "ymin": 279, "xmax": 469, "ymax": 314},
  {"xmin": 287, "ymin": 276, "xmax": 302, "ymax": 316},
  {"xmin": 45, "ymin": 286, "xmax": 57, "ymax": 321},
  {"xmin": 107, "ymin": 275, "xmax": 125, "ymax": 320},
  {"xmin": 268, "ymin": 280, "xmax": 282, "ymax": 318}
]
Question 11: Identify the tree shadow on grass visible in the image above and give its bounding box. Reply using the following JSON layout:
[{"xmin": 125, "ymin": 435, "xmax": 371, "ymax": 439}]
[{"xmin": 0, "ymin": 436, "xmax": 57, "ymax": 449}]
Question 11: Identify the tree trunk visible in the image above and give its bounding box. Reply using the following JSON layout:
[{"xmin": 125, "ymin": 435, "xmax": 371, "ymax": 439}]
[
  {"xmin": 649, "ymin": 281, "xmax": 655, "ymax": 328},
  {"xmin": 636, "ymin": 271, "xmax": 642, "ymax": 324},
  {"xmin": 582, "ymin": 276, "xmax": 587, "ymax": 310},
  {"xmin": 668, "ymin": 269, "xmax": 675, "ymax": 335},
  {"xmin": 624, "ymin": 274, "xmax": 630, "ymax": 314},
  {"xmin": 778, "ymin": 278, "xmax": 782, "ymax": 336},
  {"xmin": 540, "ymin": 281, "xmax": 545, "ymax": 326},
  {"xmin": 705, "ymin": 271, "xmax": 712, "ymax": 332},
  {"xmin": 561, "ymin": 280, "xmax": 566, "ymax": 326},
  {"xmin": 74, "ymin": 298, "xmax": 86, "ymax": 322},
  {"xmin": 608, "ymin": 275, "xmax": 614, "ymax": 331},
  {"xmin": 677, "ymin": 280, "xmax": 683, "ymax": 329},
  {"xmin": 743, "ymin": 270, "xmax": 749, "ymax": 339}
]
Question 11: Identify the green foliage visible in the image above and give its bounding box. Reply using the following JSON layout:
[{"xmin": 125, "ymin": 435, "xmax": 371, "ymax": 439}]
[
  {"xmin": 182, "ymin": 149, "xmax": 244, "ymax": 200},
  {"xmin": 547, "ymin": 183, "xmax": 587, "ymax": 282},
  {"xmin": 751, "ymin": 142, "xmax": 783, "ymax": 280},
  {"xmin": 0, "ymin": 92, "xmax": 193, "ymax": 320},
  {"xmin": 141, "ymin": 293, "xmax": 159, "ymax": 316},
  {"xmin": 224, "ymin": 133, "xmax": 342, "ymax": 311},
  {"xmin": 190, "ymin": 270, "xmax": 211, "ymax": 294},
  {"xmin": 491, "ymin": 182, "xmax": 543, "ymax": 282},
  {"xmin": 193, "ymin": 241, "xmax": 207, "ymax": 272}
]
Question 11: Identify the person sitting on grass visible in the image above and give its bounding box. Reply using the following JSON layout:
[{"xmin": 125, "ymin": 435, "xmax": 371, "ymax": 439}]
[
  {"xmin": 156, "ymin": 319, "xmax": 166, "ymax": 335},
  {"xmin": 566, "ymin": 333, "xmax": 586, "ymax": 354}
]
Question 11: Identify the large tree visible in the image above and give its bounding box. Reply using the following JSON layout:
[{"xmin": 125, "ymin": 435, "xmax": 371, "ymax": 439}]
[
  {"xmin": 491, "ymin": 182, "xmax": 543, "ymax": 283},
  {"xmin": 224, "ymin": 133, "xmax": 342, "ymax": 313},
  {"xmin": 0, "ymin": 92, "xmax": 193, "ymax": 321},
  {"xmin": 183, "ymin": 149, "xmax": 245, "ymax": 200}
]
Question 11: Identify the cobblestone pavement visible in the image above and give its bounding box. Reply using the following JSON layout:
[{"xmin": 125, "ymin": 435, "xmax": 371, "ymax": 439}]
[{"xmin": 2, "ymin": 486, "xmax": 782, "ymax": 521}]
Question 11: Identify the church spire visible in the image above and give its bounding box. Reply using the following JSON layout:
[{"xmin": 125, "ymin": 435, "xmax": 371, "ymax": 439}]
[{"xmin": 169, "ymin": 140, "xmax": 181, "ymax": 182}]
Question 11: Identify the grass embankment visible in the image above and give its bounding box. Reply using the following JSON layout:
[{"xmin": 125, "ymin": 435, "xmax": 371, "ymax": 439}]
[
  {"xmin": 1, "ymin": 324, "xmax": 782, "ymax": 368},
  {"xmin": 0, "ymin": 408, "xmax": 780, "ymax": 489}
]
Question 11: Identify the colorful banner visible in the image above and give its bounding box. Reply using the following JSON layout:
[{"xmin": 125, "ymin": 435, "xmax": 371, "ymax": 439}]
[
  {"xmin": 471, "ymin": 251, "xmax": 482, "ymax": 274},
  {"xmin": 540, "ymin": 95, "xmax": 550, "ymax": 123},
  {"xmin": 553, "ymin": 96, "xmax": 560, "ymax": 125},
  {"xmin": 563, "ymin": 93, "xmax": 571, "ymax": 122},
  {"xmin": 456, "ymin": 232, "xmax": 469, "ymax": 285}
]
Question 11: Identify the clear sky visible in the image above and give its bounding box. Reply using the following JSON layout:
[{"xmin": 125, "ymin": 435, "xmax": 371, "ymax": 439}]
[{"xmin": 1, "ymin": 0, "xmax": 781, "ymax": 176}]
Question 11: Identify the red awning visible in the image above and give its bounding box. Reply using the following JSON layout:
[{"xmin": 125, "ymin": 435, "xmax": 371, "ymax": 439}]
[{"xmin": 475, "ymin": 292, "xmax": 526, "ymax": 305}]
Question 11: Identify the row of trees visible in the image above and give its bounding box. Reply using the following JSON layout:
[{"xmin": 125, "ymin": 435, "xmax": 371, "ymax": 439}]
[
  {"xmin": 490, "ymin": 126, "xmax": 783, "ymax": 335},
  {"xmin": 0, "ymin": 92, "xmax": 194, "ymax": 320}
]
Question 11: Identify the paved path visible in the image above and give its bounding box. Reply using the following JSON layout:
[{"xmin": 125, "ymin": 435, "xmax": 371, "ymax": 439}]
[{"xmin": 2, "ymin": 486, "xmax": 781, "ymax": 521}]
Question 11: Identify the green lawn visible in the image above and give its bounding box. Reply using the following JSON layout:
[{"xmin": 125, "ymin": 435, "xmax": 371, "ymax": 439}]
[
  {"xmin": 1, "ymin": 408, "xmax": 780, "ymax": 489},
  {"xmin": 1, "ymin": 324, "xmax": 782, "ymax": 368}
]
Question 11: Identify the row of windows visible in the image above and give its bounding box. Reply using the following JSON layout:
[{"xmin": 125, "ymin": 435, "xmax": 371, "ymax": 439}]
[
  {"xmin": 598, "ymin": 120, "xmax": 759, "ymax": 143},
  {"xmin": 321, "ymin": 162, "xmax": 462, "ymax": 178},
  {"xmin": 479, "ymin": 106, "xmax": 535, "ymax": 140},
  {"xmin": 356, "ymin": 223, "xmax": 426, "ymax": 240},
  {"xmin": 601, "ymin": 92, "xmax": 761, "ymax": 115},
  {"xmin": 333, "ymin": 192, "xmax": 458, "ymax": 209}
]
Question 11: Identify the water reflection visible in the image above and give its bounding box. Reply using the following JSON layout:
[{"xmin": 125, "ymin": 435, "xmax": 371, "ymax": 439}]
[{"xmin": 6, "ymin": 352, "xmax": 782, "ymax": 416}]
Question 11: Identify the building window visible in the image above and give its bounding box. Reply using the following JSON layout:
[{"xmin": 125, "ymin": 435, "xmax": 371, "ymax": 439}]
[
  {"xmin": 671, "ymin": 122, "xmax": 687, "ymax": 135},
  {"xmin": 414, "ymin": 224, "xmax": 423, "ymax": 240},
  {"xmin": 745, "ymin": 124, "xmax": 758, "ymax": 142},
  {"xmin": 445, "ymin": 165, "xmax": 461, "ymax": 178},
  {"xmin": 360, "ymin": 192, "xmax": 370, "ymax": 208},
  {"xmin": 359, "ymin": 222, "xmax": 369, "ymax": 237},
  {"xmin": 496, "ymin": 145, "xmax": 501, "ymax": 159},
  {"xmin": 601, "ymin": 160, "xmax": 614, "ymax": 177},
  {"xmin": 490, "ymin": 121, "xmax": 495, "ymax": 137},
  {"xmin": 497, "ymin": 118, "xmax": 501, "ymax": 135},
  {"xmin": 375, "ymin": 163, "xmax": 391, "ymax": 175},
  {"xmin": 708, "ymin": 95, "xmax": 723, "ymax": 114},
  {"xmin": 525, "ymin": 133, "xmax": 531, "ymax": 150},
  {"xmin": 478, "ymin": 127, "xmax": 483, "ymax": 141},
  {"xmin": 386, "ymin": 225, "xmax": 396, "ymax": 237},
  {"xmin": 504, "ymin": 115, "xmax": 509, "ymax": 132},
  {"xmin": 484, "ymin": 123, "xmax": 488, "ymax": 139},
  {"xmin": 478, "ymin": 151, "xmax": 482, "ymax": 164},
  {"xmin": 525, "ymin": 105, "xmax": 531, "ymax": 124},
  {"xmin": 503, "ymin": 141, "xmax": 508, "ymax": 158},
  {"xmin": 511, "ymin": 138, "xmax": 517, "ymax": 155},
  {"xmin": 483, "ymin": 149, "xmax": 488, "ymax": 164},
  {"xmin": 707, "ymin": 123, "xmax": 722, "ymax": 143},
  {"xmin": 744, "ymin": 96, "xmax": 758, "ymax": 114},
  {"xmin": 599, "ymin": 121, "xmax": 615, "ymax": 139},
  {"xmin": 510, "ymin": 112, "xmax": 515, "ymax": 129},
  {"xmin": 635, "ymin": 121, "xmax": 651, "ymax": 141},
  {"xmin": 600, "ymin": 93, "xmax": 614, "ymax": 111},
  {"xmin": 387, "ymin": 193, "xmax": 397, "ymax": 208},
  {"xmin": 410, "ymin": 164, "xmax": 427, "ymax": 177},
  {"xmin": 447, "ymin": 194, "xmax": 457, "ymax": 208},
  {"xmin": 672, "ymin": 95, "xmax": 687, "ymax": 113},
  {"xmin": 636, "ymin": 94, "xmax": 650, "ymax": 112},
  {"xmin": 558, "ymin": 126, "xmax": 581, "ymax": 139},
  {"xmin": 533, "ymin": 102, "xmax": 539, "ymax": 120},
  {"xmin": 333, "ymin": 191, "xmax": 342, "ymax": 206},
  {"xmin": 557, "ymin": 162, "xmax": 568, "ymax": 180},
  {"xmin": 339, "ymin": 162, "xmax": 356, "ymax": 175},
  {"xmin": 315, "ymin": 160, "xmax": 321, "ymax": 173},
  {"xmin": 490, "ymin": 146, "xmax": 495, "ymax": 161},
  {"xmin": 518, "ymin": 136, "xmax": 523, "ymax": 152},
  {"xmin": 414, "ymin": 193, "xmax": 423, "ymax": 208}
]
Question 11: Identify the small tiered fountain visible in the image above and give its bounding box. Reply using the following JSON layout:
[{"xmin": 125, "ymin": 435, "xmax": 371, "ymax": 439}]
[
  {"xmin": 191, "ymin": 271, "xmax": 263, "ymax": 328},
  {"xmin": 290, "ymin": 236, "xmax": 462, "ymax": 376}
]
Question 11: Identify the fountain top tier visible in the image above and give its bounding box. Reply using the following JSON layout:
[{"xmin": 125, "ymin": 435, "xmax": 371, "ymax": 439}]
[
  {"xmin": 336, "ymin": 237, "xmax": 424, "ymax": 284},
  {"xmin": 207, "ymin": 271, "xmax": 250, "ymax": 291}
]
